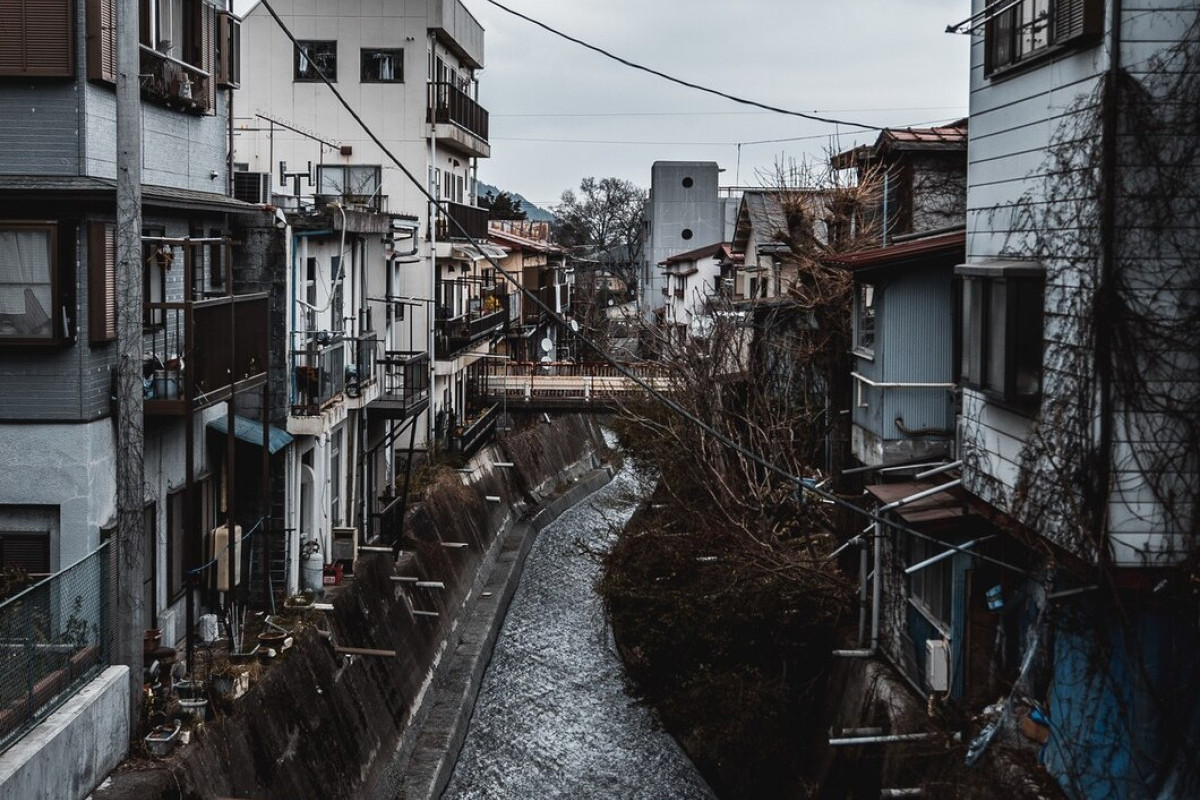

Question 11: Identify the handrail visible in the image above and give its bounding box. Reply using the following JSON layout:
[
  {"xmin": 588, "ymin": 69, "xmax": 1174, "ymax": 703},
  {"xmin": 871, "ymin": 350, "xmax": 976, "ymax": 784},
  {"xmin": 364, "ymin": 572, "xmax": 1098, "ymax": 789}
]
[{"xmin": 138, "ymin": 43, "xmax": 211, "ymax": 78}]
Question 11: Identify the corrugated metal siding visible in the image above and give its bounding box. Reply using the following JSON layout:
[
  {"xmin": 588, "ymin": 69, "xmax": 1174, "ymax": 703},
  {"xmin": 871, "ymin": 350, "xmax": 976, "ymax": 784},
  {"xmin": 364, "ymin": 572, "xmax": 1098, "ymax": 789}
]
[{"xmin": 878, "ymin": 267, "xmax": 955, "ymax": 441}]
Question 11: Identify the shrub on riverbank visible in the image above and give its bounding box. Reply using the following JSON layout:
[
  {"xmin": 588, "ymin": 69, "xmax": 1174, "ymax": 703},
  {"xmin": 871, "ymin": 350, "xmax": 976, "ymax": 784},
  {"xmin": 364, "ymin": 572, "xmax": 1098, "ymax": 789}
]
[{"xmin": 600, "ymin": 501, "xmax": 851, "ymax": 799}]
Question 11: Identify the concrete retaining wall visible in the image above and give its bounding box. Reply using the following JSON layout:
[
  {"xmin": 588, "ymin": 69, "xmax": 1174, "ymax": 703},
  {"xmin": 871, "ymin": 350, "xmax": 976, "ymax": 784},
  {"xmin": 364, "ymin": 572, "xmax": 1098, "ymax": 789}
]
[
  {"xmin": 157, "ymin": 414, "xmax": 611, "ymax": 800},
  {"xmin": 0, "ymin": 666, "xmax": 129, "ymax": 800}
]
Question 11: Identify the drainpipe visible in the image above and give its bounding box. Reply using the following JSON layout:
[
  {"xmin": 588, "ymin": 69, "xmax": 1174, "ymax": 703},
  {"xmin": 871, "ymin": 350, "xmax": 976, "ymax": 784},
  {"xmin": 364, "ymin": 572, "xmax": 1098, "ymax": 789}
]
[
  {"xmin": 871, "ymin": 520, "xmax": 883, "ymax": 651},
  {"xmin": 427, "ymin": 31, "xmax": 438, "ymax": 451}
]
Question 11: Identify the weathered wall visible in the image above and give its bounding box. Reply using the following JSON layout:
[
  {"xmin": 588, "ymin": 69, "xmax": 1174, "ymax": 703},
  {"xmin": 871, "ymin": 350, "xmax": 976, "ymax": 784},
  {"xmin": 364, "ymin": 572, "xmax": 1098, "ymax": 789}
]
[
  {"xmin": 163, "ymin": 414, "xmax": 608, "ymax": 800},
  {"xmin": 0, "ymin": 666, "xmax": 129, "ymax": 800}
]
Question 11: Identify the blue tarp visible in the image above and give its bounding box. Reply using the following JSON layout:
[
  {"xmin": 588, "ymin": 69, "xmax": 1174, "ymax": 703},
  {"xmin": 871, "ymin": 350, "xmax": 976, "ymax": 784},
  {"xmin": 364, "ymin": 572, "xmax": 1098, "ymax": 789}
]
[{"xmin": 207, "ymin": 415, "xmax": 293, "ymax": 455}]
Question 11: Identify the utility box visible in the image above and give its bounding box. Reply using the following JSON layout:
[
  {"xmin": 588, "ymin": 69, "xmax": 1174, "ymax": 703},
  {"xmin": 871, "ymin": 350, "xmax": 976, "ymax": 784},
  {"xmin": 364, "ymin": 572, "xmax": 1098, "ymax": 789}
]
[
  {"xmin": 331, "ymin": 526, "xmax": 358, "ymax": 570},
  {"xmin": 925, "ymin": 639, "xmax": 951, "ymax": 692}
]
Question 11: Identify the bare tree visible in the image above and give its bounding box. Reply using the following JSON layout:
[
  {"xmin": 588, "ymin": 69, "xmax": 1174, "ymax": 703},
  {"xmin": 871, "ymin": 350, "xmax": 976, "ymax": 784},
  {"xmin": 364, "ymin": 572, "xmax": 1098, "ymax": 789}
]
[{"xmin": 553, "ymin": 176, "xmax": 647, "ymax": 292}]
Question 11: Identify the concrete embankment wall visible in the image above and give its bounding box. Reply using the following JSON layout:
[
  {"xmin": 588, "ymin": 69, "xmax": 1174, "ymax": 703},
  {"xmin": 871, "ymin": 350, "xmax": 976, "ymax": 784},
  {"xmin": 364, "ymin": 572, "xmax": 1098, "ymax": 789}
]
[{"xmin": 165, "ymin": 414, "xmax": 608, "ymax": 800}]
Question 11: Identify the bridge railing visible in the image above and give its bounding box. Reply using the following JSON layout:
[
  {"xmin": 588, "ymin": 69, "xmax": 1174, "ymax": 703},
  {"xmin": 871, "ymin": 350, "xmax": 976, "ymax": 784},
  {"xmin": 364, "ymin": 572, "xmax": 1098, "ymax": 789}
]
[{"xmin": 479, "ymin": 361, "xmax": 674, "ymax": 403}]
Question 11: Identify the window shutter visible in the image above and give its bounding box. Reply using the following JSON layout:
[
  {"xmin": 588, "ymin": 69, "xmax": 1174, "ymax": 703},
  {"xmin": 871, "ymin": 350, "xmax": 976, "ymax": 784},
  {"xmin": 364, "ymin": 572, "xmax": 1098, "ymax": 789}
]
[
  {"xmin": 194, "ymin": 0, "xmax": 218, "ymax": 111},
  {"xmin": 1054, "ymin": 0, "xmax": 1103, "ymax": 44},
  {"xmin": 217, "ymin": 11, "xmax": 240, "ymax": 88},
  {"xmin": 85, "ymin": 0, "xmax": 116, "ymax": 83},
  {"xmin": 0, "ymin": 0, "xmax": 74, "ymax": 77},
  {"xmin": 88, "ymin": 221, "xmax": 117, "ymax": 343}
]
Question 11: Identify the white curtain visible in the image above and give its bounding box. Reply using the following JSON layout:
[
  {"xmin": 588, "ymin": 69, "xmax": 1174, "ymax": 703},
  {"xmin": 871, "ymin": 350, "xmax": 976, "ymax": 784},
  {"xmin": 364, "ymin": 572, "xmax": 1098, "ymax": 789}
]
[{"xmin": 0, "ymin": 230, "xmax": 52, "ymax": 336}]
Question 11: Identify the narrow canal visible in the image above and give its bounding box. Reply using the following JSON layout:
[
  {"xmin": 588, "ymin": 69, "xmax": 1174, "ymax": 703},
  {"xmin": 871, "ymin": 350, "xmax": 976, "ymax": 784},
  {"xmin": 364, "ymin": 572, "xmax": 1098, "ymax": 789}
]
[{"xmin": 441, "ymin": 458, "xmax": 715, "ymax": 799}]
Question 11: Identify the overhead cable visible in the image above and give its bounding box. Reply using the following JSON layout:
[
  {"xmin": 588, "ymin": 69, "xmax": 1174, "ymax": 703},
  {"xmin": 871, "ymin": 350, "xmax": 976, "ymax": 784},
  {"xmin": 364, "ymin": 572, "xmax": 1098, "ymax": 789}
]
[{"xmin": 477, "ymin": 0, "xmax": 883, "ymax": 131}]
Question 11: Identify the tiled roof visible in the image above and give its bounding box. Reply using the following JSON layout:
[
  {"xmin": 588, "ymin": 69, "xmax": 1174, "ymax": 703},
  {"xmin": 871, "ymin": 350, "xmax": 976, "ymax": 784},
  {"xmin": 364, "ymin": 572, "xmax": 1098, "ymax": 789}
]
[
  {"xmin": 659, "ymin": 241, "xmax": 734, "ymax": 266},
  {"xmin": 825, "ymin": 229, "xmax": 965, "ymax": 271}
]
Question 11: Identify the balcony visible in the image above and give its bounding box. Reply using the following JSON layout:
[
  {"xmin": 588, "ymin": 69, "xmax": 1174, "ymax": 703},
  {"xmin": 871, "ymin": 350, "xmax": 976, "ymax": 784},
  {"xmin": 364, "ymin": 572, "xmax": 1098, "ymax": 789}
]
[
  {"xmin": 674, "ymin": 288, "xmax": 685, "ymax": 300},
  {"xmin": 139, "ymin": 45, "xmax": 212, "ymax": 115},
  {"xmin": 291, "ymin": 337, "xmax": 347, "ymax": 417},
  {"xmin": 448, "ymin": 402, "xmax": 499, "ymax": 458},
  {"xmin": 435, "ymin": 201, "xmax": 488, "ymax": 241},
  {"xmin": 428, "ymin": 81, "xmax": 490, "ymax": 158},
  {"xmin": 434, "ymin": 294, "xmax": 509, "ymax": 359},
  {"xmin": 143, "ymin": 293, "xmax": 269, "ymax": 416},
  {"xmin": 370, "ymin": 351, "xmax": 431, "ymax": 419}
]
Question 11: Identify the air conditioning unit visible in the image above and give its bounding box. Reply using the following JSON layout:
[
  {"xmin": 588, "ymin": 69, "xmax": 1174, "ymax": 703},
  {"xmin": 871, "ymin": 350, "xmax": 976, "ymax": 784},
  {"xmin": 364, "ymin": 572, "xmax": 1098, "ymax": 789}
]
[
  {"xmin": 331, "ymin": 526, "xmax": 358, "ymax": 566},
  {"xmin": 925, "ymin": 638, "xmax": 950, "ymax": 692},
  {"xmin": 211, "ymin": 524, "xmax": 242, "ymax": 592},
  {"xmin": 233, "ymin": 171, "xmax": 272, "ymax": 204}
]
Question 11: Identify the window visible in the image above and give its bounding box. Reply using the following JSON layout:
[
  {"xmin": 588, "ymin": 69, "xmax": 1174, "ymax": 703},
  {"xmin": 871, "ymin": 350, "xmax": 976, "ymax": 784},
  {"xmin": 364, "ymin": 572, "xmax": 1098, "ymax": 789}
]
[
  {"xmin": 957, "ymin": 264, "xmax": 1044, "ymax": 408},
  {"xmin": 0, "ymin": 223, "xmax": 58, "ymax": 343},
  {"xmin": 0, "ymin": 0, "xmax": 74, "ymax": 77},
  {"xmin": 361, "ymin": 48, "xmax": 402, "ymax": 83},
  {"xmin": 985, "ymin": 0, "xmax": 1102, "ymax": 76},
  {"xmin": 317, "ymin": 164, "xmax": 381, "ymax": 204},
  {"xmin": 295, "ymin": 40, "xmax": 336, "ymax": 82},
  {"xmin": 909, "ymin": 535, "xmax": 952, "ymax": 631},
  {"xmin": 855, "ymin": 283, "xmax": 876, "ymax": 354}
]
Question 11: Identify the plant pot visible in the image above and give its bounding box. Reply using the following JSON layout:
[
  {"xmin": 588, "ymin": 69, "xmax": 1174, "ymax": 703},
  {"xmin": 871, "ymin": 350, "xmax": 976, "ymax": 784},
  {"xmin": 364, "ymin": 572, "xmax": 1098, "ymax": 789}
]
[
  {"xmin": 144, "ymin": 721, "xmax": 180, "ymax": 757},
  {"xmin": 143, "ymin": 629, "xmax": 162, "ymax": 654},
  {"xmin": 178, "ymin": 697, "xmax": 207, "ymax": 724}
]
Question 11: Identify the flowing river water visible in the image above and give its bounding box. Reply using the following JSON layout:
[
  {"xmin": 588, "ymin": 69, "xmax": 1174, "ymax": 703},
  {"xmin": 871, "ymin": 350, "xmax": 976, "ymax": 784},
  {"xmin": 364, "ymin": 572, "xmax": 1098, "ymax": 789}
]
[{"xmin": 441, "ymin": 460, "xmax": 715, "ymax": 800}]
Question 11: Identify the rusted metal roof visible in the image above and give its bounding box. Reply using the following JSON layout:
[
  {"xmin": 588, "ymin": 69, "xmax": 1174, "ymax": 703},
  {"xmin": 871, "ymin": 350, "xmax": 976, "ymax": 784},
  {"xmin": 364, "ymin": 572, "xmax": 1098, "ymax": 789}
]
[
  {"xmin": 825, "ymin": 229, "xmax": 965, "ymax": 271},
  {"xmin": 833, "ymin": 118, "xmax": 968, "ymax": 166},
  {"xmin": 487, "ymin": 228, "xmax": 567, "ymax": 255},
  {"xmin": 866, "ymin": 480, "xmax": 968, "ymax": 525}
]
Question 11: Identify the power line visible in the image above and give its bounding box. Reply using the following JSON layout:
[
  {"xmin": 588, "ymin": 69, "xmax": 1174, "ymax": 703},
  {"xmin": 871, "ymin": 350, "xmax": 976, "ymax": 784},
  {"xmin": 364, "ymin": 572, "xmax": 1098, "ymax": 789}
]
[
  {"xmin": 476, "ymin": 0, "xmax": 884, "ymax": 132},
  {"xmin": 492, "ymin": 106, "xmax": 968, "ymax": 119},
  {"xmin": 257, "ymin": 0, "xmax": 1022, "ymax": 578}
]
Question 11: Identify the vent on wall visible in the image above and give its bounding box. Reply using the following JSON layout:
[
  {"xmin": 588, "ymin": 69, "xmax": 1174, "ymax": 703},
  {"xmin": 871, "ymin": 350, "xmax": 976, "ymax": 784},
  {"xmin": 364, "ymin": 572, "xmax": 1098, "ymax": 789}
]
[{"xmin": 233, "ymin": 171, "xmax": 272, "ymax": 204}]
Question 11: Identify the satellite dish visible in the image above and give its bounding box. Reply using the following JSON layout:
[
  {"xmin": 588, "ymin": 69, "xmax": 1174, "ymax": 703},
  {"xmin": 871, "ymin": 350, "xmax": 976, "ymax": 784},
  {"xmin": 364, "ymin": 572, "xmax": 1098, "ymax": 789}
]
[
  {"xmin": 539, "ymin": 355, "xmax": 553, "ymax": 364},
  {"xmin": 569, "ymin": 319, "xmax": 580, "ymax": 332},
  {"xmin": 607, "ymin": 299, "xmax": 615, "ymax": 306},
  {"xmin": 540, "ymin": 337, "xmax": 553, "ymax": 353}
]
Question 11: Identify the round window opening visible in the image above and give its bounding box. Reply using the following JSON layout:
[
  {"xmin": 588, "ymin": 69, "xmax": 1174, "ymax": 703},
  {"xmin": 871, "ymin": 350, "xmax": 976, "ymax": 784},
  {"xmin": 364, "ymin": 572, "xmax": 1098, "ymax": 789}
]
[
  {"xmin": 682, "ymin": 176, "xmax": 694, "ymax": 188},
  {"xmin": 681, "ymin": 228, "xmax": 694, "ymax": 240}
]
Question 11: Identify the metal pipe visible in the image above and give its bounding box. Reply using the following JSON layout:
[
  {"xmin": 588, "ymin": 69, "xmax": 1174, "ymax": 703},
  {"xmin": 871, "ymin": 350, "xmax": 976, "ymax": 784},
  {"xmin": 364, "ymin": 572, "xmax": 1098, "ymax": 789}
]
[
  {"xmin": 833, "ymin": 649, "xmax": 876, "ymax": 658},
  {"xmin": 881, "ymin": 789, "xmax": 923, "ymax": 798},
  {"xmin": 904, "ymin": 536, "xmax": 993, "ymax": 575},
  {"xmin": 828, "ymin": 732, "xmax": 938, "ymax": 747},
  {"xmin": 879, "ymin": 479, "xmax": 961, "ymax": 511},
  {"xmin": 913, "ymin": 460, "xmax": 962, "ymax": 480},
  {"xmin": 858, "ymin": 539, "xmax": 869, "ymax": 645},
  {"xmin": 871, "ymin": 521, "xmax": 883, "ymax": 650},
  {"xmin": 852, "ymin": 372, "xmax": 955, "ymax": 390}
]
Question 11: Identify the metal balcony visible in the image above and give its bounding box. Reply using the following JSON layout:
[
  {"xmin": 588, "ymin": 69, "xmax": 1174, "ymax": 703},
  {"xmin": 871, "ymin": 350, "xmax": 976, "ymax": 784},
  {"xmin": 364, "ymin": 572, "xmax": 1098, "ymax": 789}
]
[
  {"xmin": 370, "ymin": 351, "xmax": 431, "ymax": 419},
  {"xmin": 435, "ymin": 201, "xmax": 488, "ymax": 241},
  {"xmin": 428, "ymin": 81, "xmax": 490, "ymax": 158}
]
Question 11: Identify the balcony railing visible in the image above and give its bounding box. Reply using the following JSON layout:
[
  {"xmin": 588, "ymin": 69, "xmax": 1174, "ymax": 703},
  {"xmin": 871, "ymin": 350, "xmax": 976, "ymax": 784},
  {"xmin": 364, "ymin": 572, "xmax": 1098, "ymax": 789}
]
[
  {"xmin": 435, "ymin": 201, "xmax": 488, "ymax": 241},
  {"xmin": 292, "ymin": 338, "xmax": 347, "ymax": 416},
  {"xmin": 434, "ymin": 291, "xmax": 509, "ymax": 358},
  {"xmin": 143, "ymin": 293, "xmax": 269, "ymax": 414},
  {"xmin": 139, "ymin": 45, "xmax": 212, "ymax": 115},
  {"xmin": 427, "ymin": 81, "xmax": 489, "ymax": 142},
  {"xmin": 371, "ymin": 351, "xmax": 431, "ymax": 419},
  {"xmin": 448, "ymin": 402, "xmax": 499, "ymax": 458}
]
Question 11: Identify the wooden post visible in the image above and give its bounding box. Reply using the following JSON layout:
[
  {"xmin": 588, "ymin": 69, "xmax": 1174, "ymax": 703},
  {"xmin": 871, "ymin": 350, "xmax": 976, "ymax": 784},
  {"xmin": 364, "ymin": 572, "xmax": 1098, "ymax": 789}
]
[{"xmin": 115, "ymin": 0, "xmax": 145, "ymax": 736}]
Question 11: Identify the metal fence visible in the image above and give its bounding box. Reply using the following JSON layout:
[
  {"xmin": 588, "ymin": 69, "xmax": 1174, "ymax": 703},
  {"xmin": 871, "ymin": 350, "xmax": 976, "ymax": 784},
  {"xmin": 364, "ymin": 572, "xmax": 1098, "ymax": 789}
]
[{"xmin": 0, "ymin": 542, "xmax": 113, "ymax": 753}]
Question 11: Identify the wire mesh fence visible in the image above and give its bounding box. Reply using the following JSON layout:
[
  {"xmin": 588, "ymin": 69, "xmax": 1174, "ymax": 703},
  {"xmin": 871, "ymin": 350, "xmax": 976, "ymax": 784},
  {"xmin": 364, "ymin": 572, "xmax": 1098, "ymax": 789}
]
[{"xmin": 0, "ymin": 541, "xmax": 113, "ymax": 753}]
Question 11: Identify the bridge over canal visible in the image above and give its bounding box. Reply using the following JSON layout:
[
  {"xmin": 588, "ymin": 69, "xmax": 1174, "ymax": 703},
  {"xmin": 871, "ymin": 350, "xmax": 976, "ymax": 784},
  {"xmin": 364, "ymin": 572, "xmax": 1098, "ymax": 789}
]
[{"xmin": 476, "ymin": 361, "xmax": 674, "ymax": 410}]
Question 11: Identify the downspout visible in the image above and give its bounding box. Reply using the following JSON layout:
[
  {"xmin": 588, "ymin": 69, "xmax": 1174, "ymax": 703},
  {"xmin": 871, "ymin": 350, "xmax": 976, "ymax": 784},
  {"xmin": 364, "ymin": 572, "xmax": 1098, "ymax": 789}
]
[
  {"xmin": 427, "ymin": 31, "xmax": 438, "ymax": 450},
  {"xmin": 1094, "ymin": 0, "xmax": 1122, "ymax": 563}
]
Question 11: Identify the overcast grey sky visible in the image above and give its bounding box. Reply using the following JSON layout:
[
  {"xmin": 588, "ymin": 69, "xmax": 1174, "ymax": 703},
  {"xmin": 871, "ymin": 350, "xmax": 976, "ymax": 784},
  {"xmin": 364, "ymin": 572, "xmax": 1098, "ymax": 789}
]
[
  {"xmin": 466, "ymin": 0, "xmax": 971, "ymax": 208},
  {"xmin": 234, "ymin": 0, "xmax": 970, "ymax": 210}
]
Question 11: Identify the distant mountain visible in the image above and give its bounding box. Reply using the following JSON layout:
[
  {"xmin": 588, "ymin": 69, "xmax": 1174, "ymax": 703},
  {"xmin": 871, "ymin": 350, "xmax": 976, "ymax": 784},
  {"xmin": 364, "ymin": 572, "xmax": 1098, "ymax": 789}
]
[{"xmin": 476, "ymin": 181, "xmax": 556, "ymax": 222}]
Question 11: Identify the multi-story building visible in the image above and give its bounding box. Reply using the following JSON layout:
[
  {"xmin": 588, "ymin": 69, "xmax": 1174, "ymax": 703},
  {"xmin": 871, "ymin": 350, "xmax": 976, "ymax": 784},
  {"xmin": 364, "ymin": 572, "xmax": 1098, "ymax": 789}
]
[
  {"xmin": 848, "ymin": 5, "xmax": 1200, "ymax": 797},
  {"xmin": 234, "ymin": 0, "xmax": 497, "ymax": 554},
  {"xmin": 0, "ymin": 0, "xmax": 274, "ymax": 787},
  {"xmin": 488, "ymin": 220, "xmax": 570, "ymax": 363},
  {"xmin": 640, "ymin": 162, "xmax": 732, "ymax": 320}
]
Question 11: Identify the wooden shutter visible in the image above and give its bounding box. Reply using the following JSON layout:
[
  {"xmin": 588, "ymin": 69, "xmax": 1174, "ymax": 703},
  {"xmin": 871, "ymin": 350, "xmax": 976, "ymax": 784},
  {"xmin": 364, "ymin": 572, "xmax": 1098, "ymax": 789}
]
[
  {"xmin": 191, "ymin": 0, "xmax": 217, "ymax": 111},
  {"xmin": 85, "ymin": 0, "xmax": 116, "ymax": 83},
  {"xmin": 88, "ymin": 221, "xmax": 117, "ymax": 343},
  {"xmin": 0, "ymin": 0, "xmax": 74, "ymax": 77},
  {"xmin": 217, "ymin": 11, "xmax": 240, "ymax": 88},
  {"xmin": 1054, "ymin": 0, "xmax": 1103, "ymax": 44}
]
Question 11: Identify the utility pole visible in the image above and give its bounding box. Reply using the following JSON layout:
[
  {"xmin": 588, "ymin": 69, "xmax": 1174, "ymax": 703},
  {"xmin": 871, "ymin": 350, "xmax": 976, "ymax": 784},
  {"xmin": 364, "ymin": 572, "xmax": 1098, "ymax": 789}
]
[{"xmin": 115, "ymin": 0, "xmax": 145, "ymax": 734}]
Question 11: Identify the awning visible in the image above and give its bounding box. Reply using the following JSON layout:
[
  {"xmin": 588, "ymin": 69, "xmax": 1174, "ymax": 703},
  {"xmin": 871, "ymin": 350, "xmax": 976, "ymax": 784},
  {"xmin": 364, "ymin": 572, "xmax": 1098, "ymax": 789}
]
[
  {"xmin": 208, "ymin": 415, "xmax": 293, "ymax": 455},
  {"xmin": 450, "ymin": 243, "xmax": 508, "ymax": 262}
]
